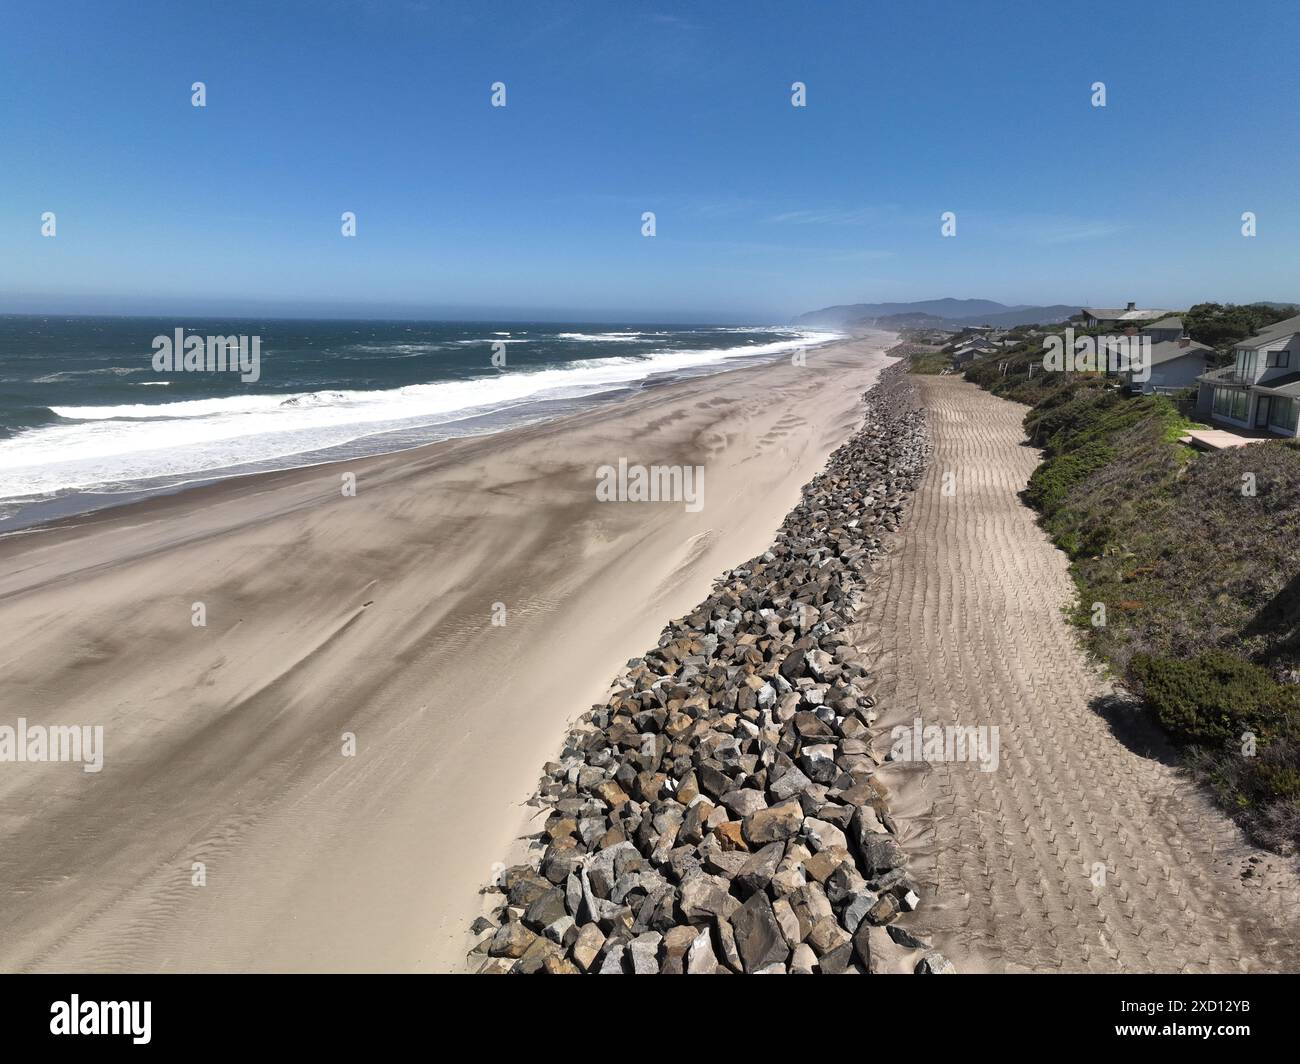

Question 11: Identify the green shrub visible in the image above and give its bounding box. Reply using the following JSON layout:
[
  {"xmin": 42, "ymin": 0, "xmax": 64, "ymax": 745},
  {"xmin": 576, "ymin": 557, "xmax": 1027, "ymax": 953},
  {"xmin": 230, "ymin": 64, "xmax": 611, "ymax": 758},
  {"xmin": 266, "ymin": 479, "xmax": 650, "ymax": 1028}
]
[
  {"xmin": 1025, "ymin": 439, "xmax": 1114, "ymax": 514},
  {"xmin": 1129, "ymin": 651, "xmax": 1300, "ymax": 748},
  {"xmin": 907, "ymin": 352, "xmax": 950, "ymax": 375}
]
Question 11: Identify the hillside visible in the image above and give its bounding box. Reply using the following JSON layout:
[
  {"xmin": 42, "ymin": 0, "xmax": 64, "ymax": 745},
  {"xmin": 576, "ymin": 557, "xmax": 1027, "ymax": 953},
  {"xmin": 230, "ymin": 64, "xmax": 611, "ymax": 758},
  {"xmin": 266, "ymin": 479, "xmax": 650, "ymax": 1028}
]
[{"xmin": 794, "ymin": 298, "xmax": 1077, "ymax": 331}]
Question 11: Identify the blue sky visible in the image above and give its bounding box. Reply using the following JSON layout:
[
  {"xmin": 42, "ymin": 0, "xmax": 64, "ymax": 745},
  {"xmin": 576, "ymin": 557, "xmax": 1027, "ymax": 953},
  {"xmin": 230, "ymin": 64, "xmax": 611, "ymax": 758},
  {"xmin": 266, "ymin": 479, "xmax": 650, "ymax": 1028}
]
[{"xmin": 2, "ymin": 0, "xmax": 1297, "ymax": 322}]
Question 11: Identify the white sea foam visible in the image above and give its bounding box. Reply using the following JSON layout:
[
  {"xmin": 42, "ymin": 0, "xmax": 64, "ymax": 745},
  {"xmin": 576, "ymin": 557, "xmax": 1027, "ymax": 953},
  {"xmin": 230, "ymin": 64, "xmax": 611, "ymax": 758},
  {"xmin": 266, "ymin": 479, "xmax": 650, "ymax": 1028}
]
[
  {"xmin": 556, "ymin": 332, "xmax": 651, "ymax": 342},
  {"xmin": 33, "ymin": 367, "xmax": 149, "ymax": 383},
  {"xmin": 1, "ymin": 330, "xmax": 839, "ymax": 502},
  {"xmin": 346, "ymin": 343, "xmax": 453, "ymax": 355}
]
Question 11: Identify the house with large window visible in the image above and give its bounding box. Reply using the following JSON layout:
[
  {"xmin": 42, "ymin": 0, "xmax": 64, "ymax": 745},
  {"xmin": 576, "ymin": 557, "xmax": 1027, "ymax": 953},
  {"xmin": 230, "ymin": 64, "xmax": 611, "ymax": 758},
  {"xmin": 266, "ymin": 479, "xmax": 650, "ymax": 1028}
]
[{"xmin": 1195, "ymin": 314, "xmax": 1300, "ymax": 437}]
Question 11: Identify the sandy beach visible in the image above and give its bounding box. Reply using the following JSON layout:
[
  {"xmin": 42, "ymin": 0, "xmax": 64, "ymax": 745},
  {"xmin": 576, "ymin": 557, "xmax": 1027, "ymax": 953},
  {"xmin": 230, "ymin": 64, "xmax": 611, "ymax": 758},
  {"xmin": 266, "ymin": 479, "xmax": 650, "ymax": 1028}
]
[{"xmin": 0, "ymin": 333, "xmax": 894, "ymax": 972}]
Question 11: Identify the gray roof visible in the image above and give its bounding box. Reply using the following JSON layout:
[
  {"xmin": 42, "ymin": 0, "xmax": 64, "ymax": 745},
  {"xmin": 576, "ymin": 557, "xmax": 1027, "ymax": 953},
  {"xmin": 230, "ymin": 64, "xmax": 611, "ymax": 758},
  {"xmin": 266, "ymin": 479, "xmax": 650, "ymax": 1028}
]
[
  {"xmin": 1234, "ymin": 314, "xmax": 1300, "ymax": 351},
  {"xmin": 1142, "ymin": 316, "xmax": 1183, "ymax": 332},
  {"xmin": 1083, "ymin": 307, "xmax": 1174, "ymax": 323},
  {"xmin": 1147, "ymin": 338, "xmax": 1211, "ymax": 367},
  {"xmin": 1197, "ymin": 364, "xmax": 1244, "ymax": 384},
  {"xmin": 1255, "ymin": 371, "xmax": 1300, "ymax": 397}
]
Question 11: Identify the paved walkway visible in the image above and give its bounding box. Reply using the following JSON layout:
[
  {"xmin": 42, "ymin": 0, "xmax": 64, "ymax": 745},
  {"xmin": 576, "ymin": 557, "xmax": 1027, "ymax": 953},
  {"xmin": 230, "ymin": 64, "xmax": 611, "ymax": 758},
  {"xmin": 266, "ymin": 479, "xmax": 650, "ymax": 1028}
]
[{"xmin": 862, "ymin": 375, "xmax": 1300, "ymax": 973}]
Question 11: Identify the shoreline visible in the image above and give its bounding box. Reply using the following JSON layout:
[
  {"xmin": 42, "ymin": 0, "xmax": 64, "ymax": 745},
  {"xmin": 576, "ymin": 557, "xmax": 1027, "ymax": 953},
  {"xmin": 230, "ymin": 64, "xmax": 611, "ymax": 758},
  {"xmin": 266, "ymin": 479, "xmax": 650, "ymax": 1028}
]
[
  {"xmin": 0, "ymin": 333, "xmax": 845, "ymax": 536},
  {"xmin": 0, "ymin": 332, "xmax": 894, "ymax": 971}
]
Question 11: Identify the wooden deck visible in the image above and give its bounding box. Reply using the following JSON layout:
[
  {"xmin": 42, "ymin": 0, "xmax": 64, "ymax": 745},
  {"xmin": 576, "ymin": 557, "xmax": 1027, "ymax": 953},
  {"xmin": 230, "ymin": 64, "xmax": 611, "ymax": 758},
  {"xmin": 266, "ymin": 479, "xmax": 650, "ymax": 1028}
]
[{"xmin": 1181, "ymin": 427, "xmax": 1277, "ymax": 450}]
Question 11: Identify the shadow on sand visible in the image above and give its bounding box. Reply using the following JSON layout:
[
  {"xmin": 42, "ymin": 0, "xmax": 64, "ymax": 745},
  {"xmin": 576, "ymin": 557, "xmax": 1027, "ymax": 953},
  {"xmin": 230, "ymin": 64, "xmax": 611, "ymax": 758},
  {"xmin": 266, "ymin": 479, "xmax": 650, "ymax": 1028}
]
[{"xmin": 1088, "ymin": 690, "xmax": 1182, "ymax": 769}]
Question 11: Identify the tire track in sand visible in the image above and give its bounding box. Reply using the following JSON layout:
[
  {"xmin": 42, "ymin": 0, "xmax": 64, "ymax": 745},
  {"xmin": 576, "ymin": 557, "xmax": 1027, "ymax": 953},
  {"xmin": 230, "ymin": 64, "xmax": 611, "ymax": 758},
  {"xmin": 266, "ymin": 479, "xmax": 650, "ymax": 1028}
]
[{"xmin": 860, "ymin": 375, "xmax": 1300, "ymax": 973}]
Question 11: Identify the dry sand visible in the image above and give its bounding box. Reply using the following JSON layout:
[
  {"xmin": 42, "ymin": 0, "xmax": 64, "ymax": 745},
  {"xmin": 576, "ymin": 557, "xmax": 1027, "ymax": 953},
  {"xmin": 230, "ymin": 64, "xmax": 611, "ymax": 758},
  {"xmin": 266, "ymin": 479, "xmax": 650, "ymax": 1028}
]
[
  {"xmin": 0, "ymin": 335, "xmax": 893, "ymax": 972},
  {"xmin": 862, "ymin": 375, "xmax": 1300, "ymax": 973}
]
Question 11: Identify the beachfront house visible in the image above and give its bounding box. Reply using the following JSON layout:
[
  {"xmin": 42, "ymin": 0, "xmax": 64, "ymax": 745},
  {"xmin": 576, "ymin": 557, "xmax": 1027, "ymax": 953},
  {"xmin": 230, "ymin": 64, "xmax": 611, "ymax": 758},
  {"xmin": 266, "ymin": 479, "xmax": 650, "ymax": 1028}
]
[
  {"xmin": 1195, "ymin": 314, "xmax": 1300, "ymax": 437},
  {"xmin": 950, "ymin": 336, "xmax": 999, "ymax": 366},
  {"xmin": 1141, "ymin": 315, "xmax": 1186, "ymax": 343},
  {"xmin": 1120, "ymin": 332, "xmax": 1213, "ymax": 395},
  {"xmin": 1082, "ymin": 301, "xmax": 1174, "ymax": 330}
]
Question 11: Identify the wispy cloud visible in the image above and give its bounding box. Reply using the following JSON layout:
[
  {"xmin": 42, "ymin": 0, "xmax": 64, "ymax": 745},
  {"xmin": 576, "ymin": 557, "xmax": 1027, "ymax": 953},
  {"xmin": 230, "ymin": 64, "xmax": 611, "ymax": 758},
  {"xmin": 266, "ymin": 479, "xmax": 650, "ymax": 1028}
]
[
  {"xmin": 645, "ymin": 12, "xmax": 700, "ymax": 31},
  {"xmin": 994, "ymin": 214, "xmax": 1130, "ymax": 245},
  {"xmin": 669, "ymin": 238, "xmax": 893, "ymax": 262},
  {"xmin": 767, "ymin": 205, "xmax": 898, "ymax": 226},
  {"xmin": 684, "ymin": 198, "xmax": 765, "ymax": 219},
  {"xmin": 1033, "ymin": 220, "xmax": 1129, "ymax": 244}
]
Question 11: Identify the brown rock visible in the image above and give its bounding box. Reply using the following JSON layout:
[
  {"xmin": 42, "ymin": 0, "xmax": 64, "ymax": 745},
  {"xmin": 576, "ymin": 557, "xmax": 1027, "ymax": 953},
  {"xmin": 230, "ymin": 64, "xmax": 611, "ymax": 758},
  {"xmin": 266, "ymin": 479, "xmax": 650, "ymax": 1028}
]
[
  {"xmin": 713, "ymin": 820, "xmax": 750, "ymax": 852},
  {"xmin": 803, "ymin": 846, "xmax": 851, "ymax": 883},
  {"xmin": 867, "ymin": 892, "xmax": 900, "ymax": 925},
  {"xmin": 571, "ymin": 923, "xmax": 606, "ymax": 972},
  {"xmin": 545, "ymin": 817, "xmax": 577, "ymax": 841},
  {"xmin": 542, "ymin": 953, "xmax": 581, "ymax": 975},
  {"xmin": 489, "ymin": 920, "xmax": 538, "ymax": 959},
  {"xmin": 772, "ymin": 896, "xmax": 803, "ymax": 947},
  {"xmin": 790, "ymin": 942, "xmax": 817, "ymax": 974},
  {"xmin": 679, "ymin": 799, "xmax": 715, "ymax": 845},
  {"xmin": 661, "ymin": 925, "xmax": 699, "ymax": 974},
  {"xmin": 741, "ymin": 798, "xmax": 804, "ymax": 846},
  {"xmin": 679, "ymin": 873, "xmax": 740, "ymax": 923},
  {"xmin": 676, "ymin": 770, "xmax": 700, "ymax": 804},
  {"xmin": 807, "ymin": 916, "xmax": 851, "ymax": 957},
  {"xmin": 512, "ymin": 936, "xmax": 563, "ymax": 974},
  {"xmin": 595, "ymin": 780, "xmax": 631, "ymax": 808}
]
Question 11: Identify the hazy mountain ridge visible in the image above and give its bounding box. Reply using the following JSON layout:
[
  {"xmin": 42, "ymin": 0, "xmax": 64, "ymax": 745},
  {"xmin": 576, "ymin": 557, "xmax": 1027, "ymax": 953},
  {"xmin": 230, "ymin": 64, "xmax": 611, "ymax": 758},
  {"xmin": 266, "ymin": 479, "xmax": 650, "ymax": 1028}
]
[{"xmin": 794, "ymin": 299, "xmax": 1078, "ymax": 330}]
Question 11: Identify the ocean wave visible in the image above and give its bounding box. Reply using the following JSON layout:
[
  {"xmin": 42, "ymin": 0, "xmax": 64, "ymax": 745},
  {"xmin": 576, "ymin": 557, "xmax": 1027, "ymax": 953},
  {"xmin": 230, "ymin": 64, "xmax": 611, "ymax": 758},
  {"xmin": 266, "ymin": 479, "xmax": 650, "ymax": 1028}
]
[
  {"xmin": 555, "ymin": 332, "xmax": 652, "ymax": 342},
  {"xmin": 32, "ymin": 366, "xmax": 150, "ymax": 383},
  {"xmin": 346, "ymin": 343, "xmax": 455, "ymax": 355},
  {"xmin": 2, "ymin": 330, "xmax": 839, "ymax": 502}
]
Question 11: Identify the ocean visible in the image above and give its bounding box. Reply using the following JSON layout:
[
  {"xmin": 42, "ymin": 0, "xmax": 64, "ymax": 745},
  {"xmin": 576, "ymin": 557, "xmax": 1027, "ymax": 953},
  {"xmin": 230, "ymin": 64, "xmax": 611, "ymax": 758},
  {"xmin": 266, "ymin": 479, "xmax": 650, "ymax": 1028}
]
[{"xmin": 0, "ymin": 316, "xmax": 838, "ymax": 529}]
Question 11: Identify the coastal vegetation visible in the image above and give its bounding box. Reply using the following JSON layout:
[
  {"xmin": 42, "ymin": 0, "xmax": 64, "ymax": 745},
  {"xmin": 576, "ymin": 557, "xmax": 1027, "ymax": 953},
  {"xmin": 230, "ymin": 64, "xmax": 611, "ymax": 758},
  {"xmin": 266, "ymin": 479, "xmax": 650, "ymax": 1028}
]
[
  {"xmin": 903, "ymin": 350, "xmax": 949, "ymax": 375},
  {"xmin": 953, "ymin": 339, "xmax": 1300, "ymax": 854},
  {"xmin": 1182, "ymin": 302, "xmax": 1295, "ymax": 357},
  {"xmin": 890, "ymin": 338, "xmax": 948, "ymax": 374}
]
